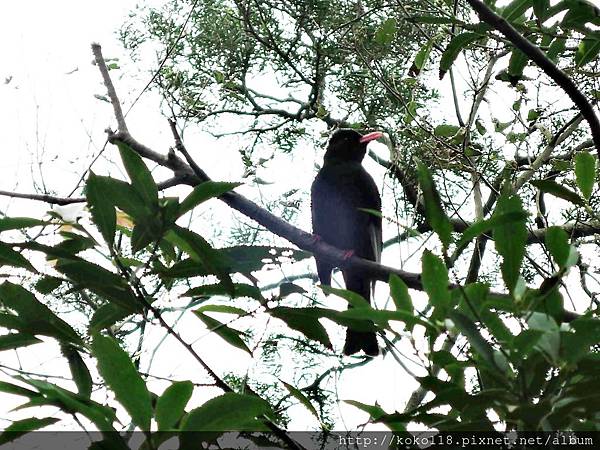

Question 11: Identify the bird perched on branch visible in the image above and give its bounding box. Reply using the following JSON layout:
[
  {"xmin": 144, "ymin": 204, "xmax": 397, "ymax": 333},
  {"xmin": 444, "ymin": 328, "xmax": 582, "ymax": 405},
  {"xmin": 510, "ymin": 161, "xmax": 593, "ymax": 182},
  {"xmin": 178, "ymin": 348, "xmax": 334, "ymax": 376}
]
[{"xmin": 311, "ymin": 129, "xmax": 383, "ymax": 356}]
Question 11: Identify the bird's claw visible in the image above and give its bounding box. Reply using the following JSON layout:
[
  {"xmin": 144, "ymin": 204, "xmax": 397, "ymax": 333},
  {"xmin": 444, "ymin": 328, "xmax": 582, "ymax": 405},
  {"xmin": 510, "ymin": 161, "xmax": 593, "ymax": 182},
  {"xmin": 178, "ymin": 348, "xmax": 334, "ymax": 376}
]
[
  {"xmin": 342, "ymin": 249, "xmax": 355, "ymax": 260},
  {"xmin": 309, "ymin": 234, "xmax": 322, "ymax": 245}
]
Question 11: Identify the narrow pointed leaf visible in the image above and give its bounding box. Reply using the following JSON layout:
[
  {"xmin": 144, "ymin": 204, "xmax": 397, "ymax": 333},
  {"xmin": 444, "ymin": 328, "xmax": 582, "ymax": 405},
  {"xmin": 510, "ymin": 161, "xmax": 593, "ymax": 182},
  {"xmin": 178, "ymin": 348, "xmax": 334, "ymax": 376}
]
[
  {"xmin": 545, "ymin": 226, "xmax": 572, "ymax": 269},
  {"xmin": 389, "ymin": 274, "xmax": 413, "ymax": 316},
  {"xmin": 195, "ymin": 313, "xmax": 252, "ymax": 354},
  {"xmin": 281, "ymin": 380, "xmax": 319, "ymax": 418},
  {"xmin": 531, "ymin": 179, "xmax": 584, "ymax": 205},
  {"xmin": 117, "ymin": 142, "xmax": 158, "ymax": 208},
  {"xmin": 0, "ymin": 242, "xmax": 36, "ymax": 272},
  {"xmin": 492, "ymin": 194, "xmax": 527, "ymax": 293},
  {"xmin": 0, "ymin": 217, "xmax": 46, "ymax": 232},
  {"xmin": 0, "ymin": 417, "xmax": 59, "ymax": 445},
  {"xmin": 416, "ymin": 161, "xmax": 453, "ymax": 247},
  {"xmin": 320, "ymin": 285, "xmax": 369, "ymax": 308},
  {"xmin": 156, "ymin": 381, "xmax": 194, "ymax": 430},
  {"xmin": 86, "ymin": 172, "xmax": 116, "ymax": 245},
  {"xmin": 421, "ymin": 250, "xmax": 451, "ymax": 313},
  {"xmin": 440, "ymin": 33, "xmax": 482, "ymax": 77},
  {"xmin": 179, "ymin": 181, "xmax": 241, "ymax": 217},
  {"xmin": 455, "ymin": 211, "xmax": 529, "ymax": 250},
  {"xmin": 166, "ymin": 226, "xmax": 233, "ymax": 294},
  {"xmin": 0, "ymin": 283, "xmax": 82, "ymax": 345},
  {"xmin": 61, "ymin": 344, "xmax": 93, "ymax": 399},
  {"xmin": 91, "ymin": 334, "xmax": 152, "ymax": 430},
  {"xmin": 0, "ymin": 333, "xmax": 42, "ymax": 351},
  {"xmin": 270, "ymin": 306, "xmax": 332, "ymax": 349},
  {"xmin": 181, "ymin": 393, "xmax": 270, "ymax": 432},
  {"xmin": 575, "ymin": 151, "xmax": 596, "ymax": 201}
]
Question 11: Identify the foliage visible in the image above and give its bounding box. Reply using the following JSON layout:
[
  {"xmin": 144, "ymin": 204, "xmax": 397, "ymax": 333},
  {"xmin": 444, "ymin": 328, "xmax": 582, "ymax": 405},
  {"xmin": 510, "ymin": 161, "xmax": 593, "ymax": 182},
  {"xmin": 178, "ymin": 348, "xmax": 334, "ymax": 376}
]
[{"xmin": 2, "ymin": 0, "xmax": 600, "ymax": 445}]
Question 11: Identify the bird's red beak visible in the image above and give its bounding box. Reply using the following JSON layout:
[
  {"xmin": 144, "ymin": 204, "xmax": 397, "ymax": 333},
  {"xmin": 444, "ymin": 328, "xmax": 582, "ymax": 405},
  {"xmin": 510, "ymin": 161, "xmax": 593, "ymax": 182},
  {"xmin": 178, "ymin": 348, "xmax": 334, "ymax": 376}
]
[{"xmin": 359, "ymin": 131, "xmax": 383, "ymax": 144}]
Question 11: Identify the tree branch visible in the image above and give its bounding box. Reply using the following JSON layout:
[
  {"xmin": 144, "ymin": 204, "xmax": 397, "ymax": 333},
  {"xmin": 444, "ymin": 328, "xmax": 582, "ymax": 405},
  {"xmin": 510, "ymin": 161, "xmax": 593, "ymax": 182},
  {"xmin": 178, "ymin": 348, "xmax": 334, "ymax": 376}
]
[{"xmin": 465, "ymin": 0, "xmax": 600, "ymax": 155}]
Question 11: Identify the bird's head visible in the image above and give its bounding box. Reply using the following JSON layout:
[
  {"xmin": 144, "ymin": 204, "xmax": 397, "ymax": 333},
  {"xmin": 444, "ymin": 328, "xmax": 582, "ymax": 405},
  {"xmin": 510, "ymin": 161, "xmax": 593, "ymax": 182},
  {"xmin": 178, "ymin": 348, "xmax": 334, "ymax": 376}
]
[{"xmin": 324, "ymin": 129, "xmax": 383, "ymax": 162}]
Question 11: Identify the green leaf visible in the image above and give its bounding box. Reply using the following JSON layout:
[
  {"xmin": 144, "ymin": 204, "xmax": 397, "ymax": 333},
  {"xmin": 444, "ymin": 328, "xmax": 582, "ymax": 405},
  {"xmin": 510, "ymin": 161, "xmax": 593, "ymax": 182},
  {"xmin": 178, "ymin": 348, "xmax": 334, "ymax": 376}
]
[
  {"xmin": 0, "ymin": 282, "xmax": 82, "ymax": 345},
  {"xmin": 130, "ymin": 222, "xmax": 156, "ymax": 253},
  {"xmin": 502, "ymin": 0, "xmax": 533, "ymax": 21},
  {"xmin": 417, "ymin": 161, "xmax": 453, "ymax": 248},
  {"xmin": 480, "ymin": 308, "xmax": 513, "ymax": 343},
  {"xmin": 61, "ymin": 344, "xmax": 93, "ymax": 399},
  {"xmin": 270, "ymin": 306, "xmax": 332, "ymax": 349},
  {"xmin": 456, "ymin": 282, "xmax": 490, "ymax": 319},
  {"xmin": 575, "ymin": 33, "xmax": 600, "ymax": 66},
  {"xmin": 156, "ymin": 380, "xmax": 194, "ymax": 430},
  {"xmin": 533, "ymin": 0, "xmax": 550, "ymax": 20},
  {"xmin": 0, "ymin": 380, "xmax": 38, "ymax": 398},
  {"xmin": 575, "ymin": 151, "xmax": 596, "ymax": 200},
  {"xmin": 531, "ymin": 179, "xmax": 584, "ymax": 205},
  {"xmin": 194, "ymin": 304, "xmax": 247, "ymax": 315},
  {"xmin": 434, "ymin": 124, "xmax": 460, "ymax": 137},
  {"xmin": 281, "ymin": 380, "xmax": 319, "ymax": 419},
  {"xmin": 512, "ymin": 329, "xmax": 544, "ymax": 359},
  {"xmin": 179, "ymin": 181, "xmax": 241, "ymax": 217},
  {"xmin": 455, "ymin": 211, "xmax": 529, "ymax": 251},
  {"xmin": 91, "ymin": 334, "xmax": 152, "ymax": 430},
  {"xmin": 195, "ymin": 313, "xmax": 251, "ymax": 354},
  {"xmin": 157, "ymin": 246, "xmax": 310, "ymax": 279},
  {"xmin": 0, "ymin": 313, "xmax": 27, "ymax": 332},
  {"xmin": 527, "ymin": 109, "xmax": 541, "ymax": 121},
  {"xmin": 320, "ymin": 285, "xmax": 369, "ymax": 308},
  {"xmin": 279, "ymin": 282, "xmax": 306, "ymax": 298},
  {"xmin": 475, "ymin": 119, "xmax": 487, "ymax": 135},
  {"xmin": 546, "ymin": 34, "xmax": 567, "ymax": 62},
  {"xmin": 410, "ymin": 39, "xmax": 435, "ymax": 75},
  {"xmin": 545, "ymin": 226, "xmax": 575, "ymax": 270},
  {"xmin": 181, "ymin": 393, "xmax": 270, "ymax": 432},
  {"xmin": 18, "ymin": 378, "xmax": 117, "ymax": 431},
  {"xmin": 166, "ymin": 226, "xmax": 233, "ymax": 293},
  {"xmin": 90, "ymin": 176, "xmax": 149, "ymax": 221},
  {"xmin": 0, "ymin": 242, "xmax": 36, "ymax": 272},
  {"xmin": 528, "ymin": 313, "xmax": 560, "ymax": 361},
  {"xmin": 440, "ymin": 32, "xmax": 482, "ymax": 77},
  {"xmin": 55, "ymin": 259, "xmax": 142, "ymax": 314},
  {"xmin": 0, "ymin": 333, "xmax": 42, "ymax": 351},
  {"xmin": 86, "ymin": 172, "xmax": 116, "ymax": 245},
  {"xmin": 89, "ymin": 304, "xmax": 132, "ymax": 332},
  {"xmin": 507, "ymin": 48, "xmax": 528, "ymax": 79},
  {"xmin": 183, "ymin": 282, "xmax": 263, "ymax": 302},
  {"xmin": 344, "ymin": 400, "xmax": 387, "ymax": 420},
  {"xmin": 374, "ymin": 18, "xmax": 397, "ymax": 46},
  {"xmin": 0, "ymin": 217, "xmax": 46, "ymax": 232},
  {"xmin": 389, "ymin": 274, "xmax": 413, "ymax": 317},
  {"xmin": 492, "ymin": 194, "xmax": 527, "ymax": 293},
  {"xmin": 422, "ymin": 250, "xmax": 451, "ymax": 314},
  {"xmin": 448, "ymin": 310, "xmax": 501, "ymax": 371},
  {"xmin": 35, "ymin": 276, "xmax": 63, "ymax": 294},
  {"xmin": 117, "ymin": 142, "xmax": 158, "ymax": 208},
  {"xmin": 562, "ymin": 0, "xmax": 600, "ymax": 28},
  {"xmin": 338, "ymin": 308, "xmax": 433, "ymax": 331},
  {"xmin": 0, "ymin": 417, "xmax": 59, "ymax": 445}
]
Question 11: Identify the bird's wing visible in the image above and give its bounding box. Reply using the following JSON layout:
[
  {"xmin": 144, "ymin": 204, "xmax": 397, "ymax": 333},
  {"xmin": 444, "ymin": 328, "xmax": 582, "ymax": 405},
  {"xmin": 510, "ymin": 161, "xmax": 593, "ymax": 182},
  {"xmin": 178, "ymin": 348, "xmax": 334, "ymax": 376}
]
[{"xmin": 368, "ymin": 220, "xmax": 382, "ymax": 264}]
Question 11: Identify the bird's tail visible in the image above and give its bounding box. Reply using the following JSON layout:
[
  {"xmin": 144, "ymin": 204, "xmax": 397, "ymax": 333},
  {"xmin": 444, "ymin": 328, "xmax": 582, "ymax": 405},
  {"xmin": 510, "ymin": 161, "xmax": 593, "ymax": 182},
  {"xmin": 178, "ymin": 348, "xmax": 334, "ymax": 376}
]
[
  {"xmin": 342, "ymin": 270, "xmax": 379, "ymax": 356},
  {"xmin": 343, "ymin": 329, "xmax": 379, "ymax": 356}
]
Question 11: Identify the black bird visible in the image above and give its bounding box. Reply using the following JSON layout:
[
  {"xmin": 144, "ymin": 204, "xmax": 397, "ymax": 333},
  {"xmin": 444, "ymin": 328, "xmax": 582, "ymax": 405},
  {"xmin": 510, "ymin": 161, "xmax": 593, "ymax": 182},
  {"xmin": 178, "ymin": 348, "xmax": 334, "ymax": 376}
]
[{"xmin": 311, "ymin": 129, "xmax": 383, "ymax": 356}]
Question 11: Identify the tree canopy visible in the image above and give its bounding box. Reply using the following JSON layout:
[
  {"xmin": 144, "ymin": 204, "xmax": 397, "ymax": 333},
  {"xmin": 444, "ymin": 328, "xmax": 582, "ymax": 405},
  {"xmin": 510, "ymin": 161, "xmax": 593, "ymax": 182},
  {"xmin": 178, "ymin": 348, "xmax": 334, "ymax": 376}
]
[{"xmin": 1, "ymin": 0, "xmax": 600, "ymax": 446}]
